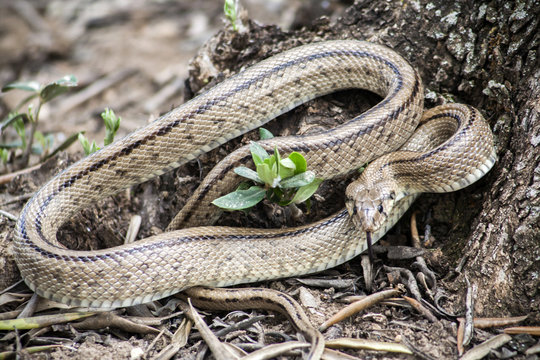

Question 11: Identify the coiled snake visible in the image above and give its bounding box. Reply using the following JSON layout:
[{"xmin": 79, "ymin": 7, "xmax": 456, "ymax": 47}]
[{"xmin": 14, "ymin": 40, "xmax": 496, "ymax": 356}]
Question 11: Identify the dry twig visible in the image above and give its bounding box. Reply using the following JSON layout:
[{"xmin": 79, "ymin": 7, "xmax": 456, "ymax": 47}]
[
  {"xmin": 319, "ymin": 288, "xmax": 400, "ymax": 331},
  {"xmin": 460, "ymin": 334, "xmax": 512, "ymax": 360}
]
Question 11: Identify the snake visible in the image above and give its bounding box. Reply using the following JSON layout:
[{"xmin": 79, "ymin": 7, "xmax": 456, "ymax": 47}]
[{"xmin": 13, "ymin": 40, "xmax": 496, "ymax": 357}]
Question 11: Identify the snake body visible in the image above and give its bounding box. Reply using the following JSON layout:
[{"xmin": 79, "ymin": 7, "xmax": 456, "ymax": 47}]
[{"xmin": 14, "ymin": 40, "xmax": 495, "ymax": 310}]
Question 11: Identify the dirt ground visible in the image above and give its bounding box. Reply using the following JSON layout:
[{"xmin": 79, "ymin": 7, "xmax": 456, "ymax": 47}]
[{"xmin": 0, "ymin": 1, "xmax": 536, "ymax": 359}]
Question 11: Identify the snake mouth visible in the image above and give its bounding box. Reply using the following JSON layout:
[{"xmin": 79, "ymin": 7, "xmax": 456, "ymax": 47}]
[
  {"xmin": 346, "ymin": 201, "xmax": 376, "ymax": 233},
  {"xmin": 359, "ymin": 208, "xmax": 379, "ymax": 233}
]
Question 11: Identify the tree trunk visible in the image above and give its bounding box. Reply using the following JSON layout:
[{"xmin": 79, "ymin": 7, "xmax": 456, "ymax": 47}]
[{"xmin": 331, "ymin": 0, "xmax": 540, "ymax": 318}]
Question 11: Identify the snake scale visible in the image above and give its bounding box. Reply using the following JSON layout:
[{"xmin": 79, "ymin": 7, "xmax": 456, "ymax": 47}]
[{"xmin": 14, "ymin": 40, "xmax": 496, "ymax": 315}]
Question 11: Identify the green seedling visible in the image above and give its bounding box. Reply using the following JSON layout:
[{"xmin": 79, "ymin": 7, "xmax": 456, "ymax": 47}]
[
  {"xmin": 224, "ymin": 0, "xmax": 239, "ymax": 31},
  {"xmin": 1, "ymin": 75, "xmax": 78, "ymax": 168},
  {"xmin": 212, "ymin": 129, "xmax": 323, "ymax": 211},
  {"xmin": 78, "ymin": 108, "xmax": 121, "ymax": 155}
]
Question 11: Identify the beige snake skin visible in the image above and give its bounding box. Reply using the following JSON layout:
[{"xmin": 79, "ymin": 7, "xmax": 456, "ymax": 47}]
[{"xmin": 14, "ymin": 40, "xmax": 496, "ymax": 313}]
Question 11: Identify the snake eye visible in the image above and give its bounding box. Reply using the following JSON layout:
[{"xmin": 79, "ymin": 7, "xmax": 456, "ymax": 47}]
[{"xmin": 377, "ymin": 204, "xmax": 384, "ymax": 213}]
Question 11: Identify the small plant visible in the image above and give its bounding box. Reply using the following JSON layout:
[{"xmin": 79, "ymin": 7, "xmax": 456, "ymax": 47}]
[
  {"xmin": 224, "ymin": 0, "xmax": 239, "ymax": 31},
  {"xmin": 1, "ymin": 75, "xmax": 78, "ymax": 168},
  {"xmin": 212, "ymin": 130, "xmax": 323, "ymax": 211},
  {"xmin": 0, "ymin": 148, "xmax": 8, "ymax": 164},
  {"xmin": 77, "ymin": 133, "xmax": 99, "ymax": 156},
  {"xmin": 78, "ymin": 108, "xmax": 121, "ymax": 155}
]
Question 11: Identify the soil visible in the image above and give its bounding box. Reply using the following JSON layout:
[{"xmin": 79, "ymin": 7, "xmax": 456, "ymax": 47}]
[{"xmin": 0, "ymin": 1, "xmax": 537, "ymax": 359}]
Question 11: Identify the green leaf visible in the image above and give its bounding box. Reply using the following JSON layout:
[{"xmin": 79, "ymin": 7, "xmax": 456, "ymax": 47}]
[
  {"xmin": 0, "ymin": 141, "xmax": 42, "ymax": 154},
  {"xmin": 288, "ymin": 152, "xmax": 307, "ymax": 174},
  {"xmin": 256, "ymin": 162, "xmax": 277, "ymax": 186},
  {"xmin": 0, "ymin": 113, "xmax": 29, "ymax": 134},
  {"xmin": 273, "ymin": 146, "xmax": 281, "ymax": 178},
  {"xmin": 78, "ymin": 133, "xmax": 99, "ymax": 156},
  {"xmin": 279, "ymin": 171, "xmax": 316, "ymax": 189},
  {"xmin": 305, "ymin": 198, "xmax": 312, "ymax": 213},
  {"xmin": 39, "ymin": 75, "xmax": 77, "ymax": 103},
  {"xmin": 33, "ymin": 131, "xmax": 49, "ymax": 154},
  {"xmin": 357, "ymin": 162, "xmax": 369, "ymax": 175},
  {"xmin": 251, "ymin": 153, "xmax": 262, "ymax": 165},
  {"xmin": 212, "ymin": 186, "xmax": 266, "ymax": 210},
  {"xmin": 236, "ymin": 182, "xmax": 251, "ymax": 190},
  {"xmin": 234, "ymin": 166, "xmax": 264, "ymax": 183},
  {"xmin": 263, "ymin": 154, "xmax": 276, "ymax": 168},
  {"xmin": 278, "ymin": 157, "xmax": 296, "ymax": 179},
  {"xmin": 54, "ymin": 74, "xmax": 78, "ymax": 86},
  {"xmin": 271, "ymin": 187, "xmax": 284, "ymax": 200},
  {"xmin": 46, "ymin": 131, "xmax": 84, "ymax": 160},
  {"xmin": 290, "ymin": 178, "xmax": 323, "ymax": 204},
  {"xmin": 280, "ymin": 157, "xmax": 296, "ymax": 170},
  {"xmin": 0, "ymin": 148, "xmax": 9, "ymax": 163},
  {"xmin": 2, "ymin": 81, "xmax": 40, "ymax": 93},
  {"xmin": 13, "ymin": 118, "xmax": 26, "ymax": 148},
  {"xmin": 224, "ymin": 0, "xmax": 238, "ymax": 31},
  {"xmin": 250, "ymin": 141, "xmax": 269, "ymax": 164},
  {"xmin": 0, "ymin": 141, "xmax": 23, "ymax": 149},
  {"xmin": 102, "ymin": 108, "xmax": 121, "ymax": 146},
  {"xmin": 259, "ymin": 127, "xmax": 274, "ymax": 140}
]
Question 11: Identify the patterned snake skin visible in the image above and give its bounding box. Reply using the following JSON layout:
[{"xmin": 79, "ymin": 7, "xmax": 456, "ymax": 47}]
[{"xmin": 14, "ymin": 40, "xmax": 496, "ymax": 311}]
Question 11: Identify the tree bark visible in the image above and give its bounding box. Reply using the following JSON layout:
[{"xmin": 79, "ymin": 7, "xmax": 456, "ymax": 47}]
[{"xmin": 332, "ymin": 0, "xmax": 540, "ymax": 318}]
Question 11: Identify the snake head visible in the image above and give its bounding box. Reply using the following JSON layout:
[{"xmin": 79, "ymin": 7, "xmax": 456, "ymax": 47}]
[{"xmin": 345, "ymin": 180, "xmax": 396, "ymax": 233}]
